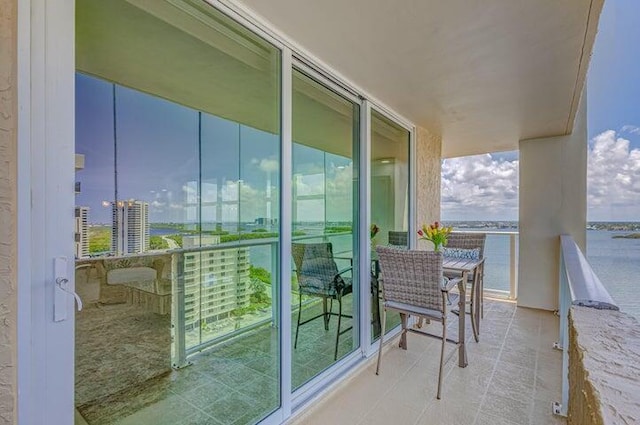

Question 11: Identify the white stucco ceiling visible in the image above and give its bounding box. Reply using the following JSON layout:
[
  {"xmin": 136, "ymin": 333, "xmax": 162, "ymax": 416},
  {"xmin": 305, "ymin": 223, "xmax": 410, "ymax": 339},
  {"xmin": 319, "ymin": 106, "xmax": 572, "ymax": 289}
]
[{"xmin": 232, "ymin": 0, "xmax": 603, "ymax": 157}]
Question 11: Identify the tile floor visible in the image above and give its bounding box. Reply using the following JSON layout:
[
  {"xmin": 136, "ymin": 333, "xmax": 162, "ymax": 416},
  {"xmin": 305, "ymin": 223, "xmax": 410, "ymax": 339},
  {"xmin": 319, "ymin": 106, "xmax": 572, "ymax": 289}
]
[
  {"xmin": 288, "ymin": 299, "xmax": 565, "ymax": 425},
  {"xmin": 77, "ymin": 294, "xmax": 401, "ymax": 424},
  {"xmin": 76, "ymin": 298, "xmax": 563, "ymax": 425}
]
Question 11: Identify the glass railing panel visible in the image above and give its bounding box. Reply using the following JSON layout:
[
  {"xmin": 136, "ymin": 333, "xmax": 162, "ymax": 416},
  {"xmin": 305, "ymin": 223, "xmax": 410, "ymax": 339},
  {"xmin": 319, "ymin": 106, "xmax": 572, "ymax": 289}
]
[{"xmin": 482, "ymin": 232, "xmax": 517, "ymax": 294}]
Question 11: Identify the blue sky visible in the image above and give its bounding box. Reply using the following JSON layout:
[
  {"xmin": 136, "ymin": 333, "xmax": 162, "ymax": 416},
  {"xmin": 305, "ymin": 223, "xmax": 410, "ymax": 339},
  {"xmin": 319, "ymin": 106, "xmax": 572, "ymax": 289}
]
[{"xmin": 442, "ymin": 0, "xmax": 640, "ymax": 222}]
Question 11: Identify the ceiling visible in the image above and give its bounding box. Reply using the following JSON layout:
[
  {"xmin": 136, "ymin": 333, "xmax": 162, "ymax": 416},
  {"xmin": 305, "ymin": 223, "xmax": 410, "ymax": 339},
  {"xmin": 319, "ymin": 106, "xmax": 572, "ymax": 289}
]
[{"xmin": 233, "ymin": 0, "xmax": 603, "ymax": 157}]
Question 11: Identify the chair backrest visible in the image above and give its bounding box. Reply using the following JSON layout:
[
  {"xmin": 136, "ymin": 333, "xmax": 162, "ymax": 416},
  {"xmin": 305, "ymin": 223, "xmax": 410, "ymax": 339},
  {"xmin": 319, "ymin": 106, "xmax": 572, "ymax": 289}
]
[
  {"xmin": 375, "ymin": 246, "xmax": 444, "ymax": 313},
  {"xmin": 292, "ymin": 242, "xmax": 340, "ymax": 294},
  {"xmin": 388, "ymin": 231, "xmax": 408, "ymax": 247},
  {"xmin": 445, "ymin": 232, "xmax": 487, "ymax": 258}
]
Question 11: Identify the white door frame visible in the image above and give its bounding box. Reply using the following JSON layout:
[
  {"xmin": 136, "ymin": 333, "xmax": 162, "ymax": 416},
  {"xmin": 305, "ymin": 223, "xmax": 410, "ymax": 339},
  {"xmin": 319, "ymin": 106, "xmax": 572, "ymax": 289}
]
[{"xmin": 17, "ymin": 0, "xmax": 76, "ymax": 423}]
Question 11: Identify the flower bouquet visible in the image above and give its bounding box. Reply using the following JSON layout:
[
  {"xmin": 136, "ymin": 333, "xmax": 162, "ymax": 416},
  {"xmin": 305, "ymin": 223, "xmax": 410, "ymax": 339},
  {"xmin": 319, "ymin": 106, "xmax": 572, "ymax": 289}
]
[{"xmin": 417, "ymin": 221, "xmax": 452, "ymax": 251}]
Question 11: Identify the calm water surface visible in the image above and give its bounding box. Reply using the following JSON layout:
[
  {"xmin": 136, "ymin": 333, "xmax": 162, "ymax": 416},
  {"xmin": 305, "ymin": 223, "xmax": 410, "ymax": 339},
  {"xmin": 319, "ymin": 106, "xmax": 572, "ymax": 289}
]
[{"xmin": 587, "ymin": 230, "xmax": 640, "ymax": 319}]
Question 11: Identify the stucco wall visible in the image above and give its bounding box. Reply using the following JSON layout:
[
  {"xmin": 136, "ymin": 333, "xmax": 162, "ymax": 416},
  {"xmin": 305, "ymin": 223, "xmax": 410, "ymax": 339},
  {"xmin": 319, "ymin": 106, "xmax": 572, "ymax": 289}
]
[
  {"xmin": 518, "ymin": 91, "xmax": 587, "ymax": 311},
  {"xmin": 569, "ymin": 306, "xmax": 640, "ymax": 425},
  {"xmin": 0, "ymin": 0, "xmax": 17, "ymax": 423},
  {"xmin": 415, "ymin": 126, "xmax": 441, "ymax": 249}
]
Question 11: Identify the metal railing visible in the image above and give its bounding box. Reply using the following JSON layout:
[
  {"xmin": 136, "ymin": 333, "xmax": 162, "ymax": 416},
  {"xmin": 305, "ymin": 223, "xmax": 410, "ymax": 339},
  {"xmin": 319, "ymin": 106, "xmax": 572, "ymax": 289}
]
[{"xmin": 554, "ymin": 234, "xmax": 619, "ymax": 416}]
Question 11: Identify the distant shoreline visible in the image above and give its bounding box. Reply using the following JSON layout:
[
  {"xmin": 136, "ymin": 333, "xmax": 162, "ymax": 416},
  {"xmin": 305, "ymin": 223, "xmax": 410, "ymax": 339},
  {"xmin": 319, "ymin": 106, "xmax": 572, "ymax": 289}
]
[{"xmin": 612, "ymin": 233, "xmax": 640, "ymax": 239}]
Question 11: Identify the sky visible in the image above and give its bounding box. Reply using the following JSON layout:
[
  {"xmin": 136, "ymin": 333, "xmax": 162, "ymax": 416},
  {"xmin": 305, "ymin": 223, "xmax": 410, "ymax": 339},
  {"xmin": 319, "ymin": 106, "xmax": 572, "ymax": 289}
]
[{"xmin": 441, "ymin": 0, "xmax": 640, "ymax": 222}]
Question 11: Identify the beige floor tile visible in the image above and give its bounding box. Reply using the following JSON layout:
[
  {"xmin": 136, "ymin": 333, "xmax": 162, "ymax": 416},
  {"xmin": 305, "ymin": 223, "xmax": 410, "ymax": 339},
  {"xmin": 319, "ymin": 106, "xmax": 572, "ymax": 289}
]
[
  {"xmin": 486, "ymin": 367, "xmax": 535, "ymax": 404},
  {"xmin": 358, "ymin": 395, "xmax": 423, "ymax": 425},
  {"xmin": 415, "ymin": 398, "xmax": 477, "ymax": 425},
  {"xmin": 476, "ymin": 411, "xmax": 522, "ymax": 425},
  {"xmin": 480, "ymin": 393, "xmax": 532, "ymax": 425}
]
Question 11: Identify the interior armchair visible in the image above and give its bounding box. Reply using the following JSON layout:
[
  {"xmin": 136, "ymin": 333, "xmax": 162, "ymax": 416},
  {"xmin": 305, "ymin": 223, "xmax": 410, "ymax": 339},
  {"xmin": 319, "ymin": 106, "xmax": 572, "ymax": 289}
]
[{"xmin": 292, "ymin": 242, "xmax": 353, "ymax": 360}]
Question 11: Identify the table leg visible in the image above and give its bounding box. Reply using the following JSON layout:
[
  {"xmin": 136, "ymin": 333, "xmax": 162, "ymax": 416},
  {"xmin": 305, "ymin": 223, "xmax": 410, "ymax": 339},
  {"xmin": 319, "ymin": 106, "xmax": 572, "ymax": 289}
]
[
  {"xmin": 470, "ymin": 271, "xmax": 479, "ymax": 343},
  {"xmin": 457, "ymin": 280, "xmax": 468, "ymax": 367},
  {"xmin": 474, "ymin": 265, "xmax": 482, "ymax": 337}
]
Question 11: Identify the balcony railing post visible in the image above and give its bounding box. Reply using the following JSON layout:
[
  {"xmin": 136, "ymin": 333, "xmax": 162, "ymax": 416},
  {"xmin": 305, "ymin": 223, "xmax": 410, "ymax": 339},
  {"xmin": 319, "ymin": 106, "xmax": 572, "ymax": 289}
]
[
  {"xmin": 271, "ymin": 241, "xmax": 279, "ymax": 328},
  {"xmin": 553, "ymin": 249, "xmax": 570, "ymax": 416},
  {"xmin": 172, "ymin": 252, "xmax": 189, "ymax": 369},
  {"xmin": 509, "ymin": 233, "xmax": 517, "ymax": 299}
]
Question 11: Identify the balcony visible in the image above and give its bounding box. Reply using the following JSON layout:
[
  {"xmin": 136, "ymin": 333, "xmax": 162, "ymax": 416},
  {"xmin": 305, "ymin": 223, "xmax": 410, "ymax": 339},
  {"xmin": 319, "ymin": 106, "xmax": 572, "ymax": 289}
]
[{"xmin": 289, "ymin": 299, "xmax": 564, "ymax": 425}]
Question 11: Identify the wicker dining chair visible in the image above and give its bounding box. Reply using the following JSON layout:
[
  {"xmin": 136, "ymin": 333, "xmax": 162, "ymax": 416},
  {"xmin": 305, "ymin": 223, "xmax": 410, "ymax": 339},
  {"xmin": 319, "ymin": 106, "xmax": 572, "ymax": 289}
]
[
  {"xmin": 387, "ymin": 230, "xmax": 408, "ymax": 248},
  {"xmin": 445, "ymin": 233, "xmax": 487, "ymax": 319},
  {"xmin": 292, "ymin": 242, "xmax": 353, "ymax": 360},
  {"xmin": 374, "ymin": 246, "xmax": 463, "ymax": 399}
]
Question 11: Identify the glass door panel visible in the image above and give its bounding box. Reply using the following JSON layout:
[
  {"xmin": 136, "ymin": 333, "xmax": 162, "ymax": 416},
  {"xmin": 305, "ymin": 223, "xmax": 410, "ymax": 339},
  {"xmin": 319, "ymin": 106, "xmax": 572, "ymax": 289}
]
[
  {"xmin": 291, "ymin": 69, "xmax": 360, "ymax": 390},
  {"xmin": 75, "ymin": 0, "xmax": 281, "ymax": 423},
  {"xmin": 370, "ymin": 110, "xmax": 410, "ymax": 341}
]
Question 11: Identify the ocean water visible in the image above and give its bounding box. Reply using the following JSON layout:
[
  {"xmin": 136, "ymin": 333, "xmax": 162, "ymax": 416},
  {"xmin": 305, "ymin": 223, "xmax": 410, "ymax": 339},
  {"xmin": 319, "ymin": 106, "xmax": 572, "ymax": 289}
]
[
  {"xmin": 481, "ymin": 230, "xmax": 640, "ymax": 319},
  {"xmin": 587, "ymin": 230, "xmax": 640, "ymax": 319}
]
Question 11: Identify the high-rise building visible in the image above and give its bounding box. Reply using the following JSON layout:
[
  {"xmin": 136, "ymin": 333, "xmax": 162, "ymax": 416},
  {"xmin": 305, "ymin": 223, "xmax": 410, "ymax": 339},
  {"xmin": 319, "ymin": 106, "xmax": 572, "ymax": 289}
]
[
  {"xmin": 74, "ymin": 206, "xmax": 90, "ymax": 258},
  {"xmin": 111, "ymin": 200, "xmax": 150, "ymax": 255},
  {"xmin": 181, "ymin": 235, "xmax": 251, "ymax": 329}
]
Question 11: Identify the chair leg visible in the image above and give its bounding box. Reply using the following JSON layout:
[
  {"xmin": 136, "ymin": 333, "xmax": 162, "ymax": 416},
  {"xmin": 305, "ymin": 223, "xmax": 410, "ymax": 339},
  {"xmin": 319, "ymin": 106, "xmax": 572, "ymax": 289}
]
[
  {"xmin": 334, "ymin": 295, "xmax": 343, "ymax": 360},
  {"xmin": 322, "ymin": 297, "xmax": 329, "ymax": 330},
  {"xmin": 294, "ymin": 293, "xmax": 303, "ymax": 349},
  {"xmin": 399, "ymin": 313, "xmax": 408, "ymax": 350},
  {"xmin": 437, "ymin": 317, "xmax": 447, "ymax": 399},
  {"xmin": 375, "ymin": 308, "xmax": 387, "ymax": 375}
]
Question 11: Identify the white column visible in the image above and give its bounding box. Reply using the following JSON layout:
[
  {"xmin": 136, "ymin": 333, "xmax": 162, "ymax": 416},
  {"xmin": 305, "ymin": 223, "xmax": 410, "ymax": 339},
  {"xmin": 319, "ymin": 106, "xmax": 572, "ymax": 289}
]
[{"xmin": 518, "ymin": 91, "xmax": 587, "ymax": 310}]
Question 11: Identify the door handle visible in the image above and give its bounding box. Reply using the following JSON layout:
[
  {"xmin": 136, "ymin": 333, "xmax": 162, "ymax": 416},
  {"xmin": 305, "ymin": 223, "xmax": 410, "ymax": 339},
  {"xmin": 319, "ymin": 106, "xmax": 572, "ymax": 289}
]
[
  {"xmin": 56, "ymin": 277, "xmax": 83, "ymax": 312},
  {"xmin": 54, "ymin": 256, "xmax": 82, "ymax": 322}
]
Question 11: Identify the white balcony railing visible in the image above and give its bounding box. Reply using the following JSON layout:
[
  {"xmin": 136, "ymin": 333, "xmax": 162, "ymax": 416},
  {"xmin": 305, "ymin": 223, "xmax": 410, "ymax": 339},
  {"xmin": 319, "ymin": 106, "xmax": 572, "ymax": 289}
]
[{"xmin": 554, "ymin": 234, "xmax": 619, "ymax": 417}]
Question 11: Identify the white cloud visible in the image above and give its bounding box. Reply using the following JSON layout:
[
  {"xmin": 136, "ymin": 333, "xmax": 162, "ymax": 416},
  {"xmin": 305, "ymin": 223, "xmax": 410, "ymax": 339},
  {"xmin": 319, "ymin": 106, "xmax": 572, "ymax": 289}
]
[
  {"xmin": 258, "ymin": 158, "xmax": 279, "ymax": 173},
  {"xmin": 441, "ymin": 153, "xmax": 519, "ymax": 220},
  {"xmin": 588, "ymin": 130, "xmax": 640, "ymax": 220},
  {"xmin": 621, "ymin": 125, "xmax": 640, "ymax": 135},
  {"xmin": 440, "ymin": 129, "xmax": 640, "ymax": 221}
]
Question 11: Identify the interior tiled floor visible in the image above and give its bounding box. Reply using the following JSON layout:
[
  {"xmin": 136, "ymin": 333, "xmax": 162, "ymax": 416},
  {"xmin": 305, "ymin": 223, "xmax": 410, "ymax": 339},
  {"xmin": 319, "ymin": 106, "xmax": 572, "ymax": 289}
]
[{"xmin": 289, "ymin": 299, "xmax": 565, "ymax": 425}]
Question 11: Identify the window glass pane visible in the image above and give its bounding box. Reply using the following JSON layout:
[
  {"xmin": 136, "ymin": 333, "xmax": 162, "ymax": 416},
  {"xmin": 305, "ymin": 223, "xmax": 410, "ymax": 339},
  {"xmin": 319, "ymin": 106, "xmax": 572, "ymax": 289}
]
[
  {"xmin": 75, "ymin": 1, "xmax": 281, "ymax": 424},
  {"xmin": 291, "ymin": 69, "xmax": 360, "ymax": 390},
  {"xmin": 370, "ymin": 110, "xmax": 410, "ymax": 341}
]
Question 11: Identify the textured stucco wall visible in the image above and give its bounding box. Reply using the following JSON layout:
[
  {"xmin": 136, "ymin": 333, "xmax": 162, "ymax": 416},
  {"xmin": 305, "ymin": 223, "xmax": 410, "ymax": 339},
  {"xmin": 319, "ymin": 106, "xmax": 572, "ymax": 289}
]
[
  {"xmin": 518, "ymin": 91, "xmax": 587, "ymax": 311},
  {"xmin": 0, "ymin": 0, "xmax": 17, "ymax": 423},
  {"xmin": 569, "ymin": 306, "xmax": 640, "ymax": 425},
  {"xmin": 415, "ymin": 126, "xmax": 441, "ymax": 250}
]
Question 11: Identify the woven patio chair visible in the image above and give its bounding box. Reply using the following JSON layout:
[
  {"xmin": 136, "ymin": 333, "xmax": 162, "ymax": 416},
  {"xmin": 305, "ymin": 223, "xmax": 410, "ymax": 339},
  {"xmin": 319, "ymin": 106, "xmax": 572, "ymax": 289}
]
[
  {"xmin": 445, "ymin": 232, "xmax": 487, "ymax": 319},
  {"xmin": 292, "ymin": 242, "xmax": 353, "ymax": 360},
  {"xmin": 374, "ymin": 246, "xmax": 463, "ymax": 399},
  {"xmin": 387, "ymin": 230, "xmax": 408, "ymax": 248}
]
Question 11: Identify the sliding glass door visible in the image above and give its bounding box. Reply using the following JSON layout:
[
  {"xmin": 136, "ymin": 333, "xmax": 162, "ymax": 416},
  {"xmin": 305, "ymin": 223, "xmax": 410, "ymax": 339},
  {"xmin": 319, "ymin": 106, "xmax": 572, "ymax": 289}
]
[
  {"xmin": 75, "ymin": 1, "xmax": 281, "ymax": 423},
  {"xmin": 72, "ymin": 1, "xmax": 409, "ymax": 424},
  {"xmin": 370, "ymin": 109, "xmax": 411, "ymax": 341},
  {"xmin": 291, "ymin": 68, "xmax": 361, "ymax": 389}
]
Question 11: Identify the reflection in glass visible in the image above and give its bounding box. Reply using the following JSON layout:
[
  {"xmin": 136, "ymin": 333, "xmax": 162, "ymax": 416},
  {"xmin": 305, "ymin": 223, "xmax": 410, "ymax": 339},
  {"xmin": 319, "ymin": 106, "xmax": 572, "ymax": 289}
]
[
  {"xmin": 74, "ymin": 0, "xmax": 281, "ymax": 423},
  {"xmin": 370, "ymin": 110, "xmax": 410, "ymax": 341},
  {"xmin": 291, "ymin": 69, "xmax": 360, "ymax": 390}
]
